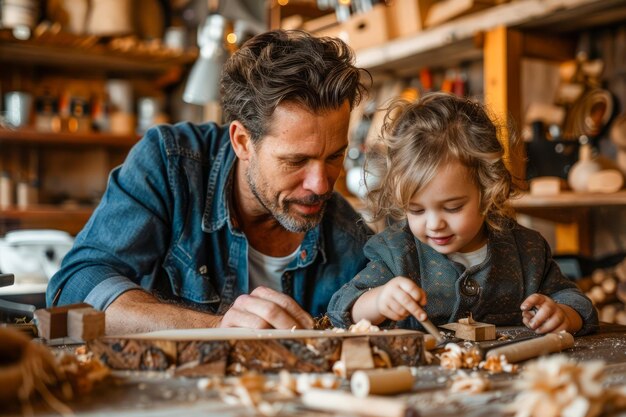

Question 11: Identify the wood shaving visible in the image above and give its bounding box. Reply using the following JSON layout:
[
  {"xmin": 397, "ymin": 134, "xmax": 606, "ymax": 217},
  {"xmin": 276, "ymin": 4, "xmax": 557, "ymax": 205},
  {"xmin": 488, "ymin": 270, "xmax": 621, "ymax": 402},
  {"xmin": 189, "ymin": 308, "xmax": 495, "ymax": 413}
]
[
  {"xmin": 449, "ymin": 371, "xmax": 491, "ymax": 394},
  {"xmin": 332, "ymin": 360, "xmax": 347, "ymax": 378},
  {"xmin": 479, "ymin": 355, "xmax": 518, "ymax": 374},
  {"xmin": 206, "ymin": 370, "xmax": 339, "ymax": 416},
  {"xmin": 371, "ymin": 346, "xmax": 392, "ymax": 368},
  {"xmin": 509, "ymin": 355, "xmax": 626, "ymax": 417},
  {"xmin": 438, "ymin": 343, "xmax": 481, "ymax": 370},
  {"xmin": 0, "ymin": 328, "xmax": 110, "ymax": 417},
  {"xmin": 458, "ymin": 313, "xmax": 476, "ymax": 325},
  {"xmin": 349, "ymin": 319, "xmax": 380, "ymax": 333},
  {"xmin": 296, "ymin": 373, "xmax": 340, "ymax": 393}
]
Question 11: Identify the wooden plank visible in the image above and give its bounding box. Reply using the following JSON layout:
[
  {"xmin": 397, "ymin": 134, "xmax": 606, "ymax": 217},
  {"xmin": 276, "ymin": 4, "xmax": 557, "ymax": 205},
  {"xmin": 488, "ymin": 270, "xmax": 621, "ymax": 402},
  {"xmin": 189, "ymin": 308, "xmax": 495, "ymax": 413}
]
[
  {"xmin": 356, "ymin": 0, "xmax": 625, "ymax": 74},
  {"xmin": 522, "ymin": 33, "xmax": 577, "ymax": 61},
  {"xmin": 88, "ymin": 329, "xmax": 425, "ymax": 376}
]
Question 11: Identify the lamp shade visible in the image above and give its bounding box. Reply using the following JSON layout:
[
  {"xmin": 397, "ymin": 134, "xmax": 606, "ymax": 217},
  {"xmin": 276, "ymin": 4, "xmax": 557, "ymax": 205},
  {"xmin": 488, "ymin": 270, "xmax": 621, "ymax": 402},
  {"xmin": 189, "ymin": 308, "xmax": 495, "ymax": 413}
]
[{"xmin": 183, "ymin": 14, "xmax": 228, "ymax": 105}]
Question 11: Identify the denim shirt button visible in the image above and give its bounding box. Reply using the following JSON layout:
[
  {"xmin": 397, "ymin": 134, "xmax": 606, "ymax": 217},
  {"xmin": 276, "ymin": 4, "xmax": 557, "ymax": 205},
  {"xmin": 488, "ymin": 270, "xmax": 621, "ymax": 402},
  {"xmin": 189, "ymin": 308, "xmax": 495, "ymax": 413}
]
[
  {"xmin": 461, "ymin": 277, "xmax": 480, "ymax": 296},
  {"xmin": 198, "ymin": 265, "xmax": 208, "ymax": 275}
]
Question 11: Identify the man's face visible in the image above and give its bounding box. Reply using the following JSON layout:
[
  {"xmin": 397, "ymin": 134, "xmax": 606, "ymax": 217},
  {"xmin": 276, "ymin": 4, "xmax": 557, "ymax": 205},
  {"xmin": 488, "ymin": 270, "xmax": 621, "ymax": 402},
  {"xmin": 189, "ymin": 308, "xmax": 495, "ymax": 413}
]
[{"xmin": 246, "ymin": 101, "xmax": 350, "ymax": 232}]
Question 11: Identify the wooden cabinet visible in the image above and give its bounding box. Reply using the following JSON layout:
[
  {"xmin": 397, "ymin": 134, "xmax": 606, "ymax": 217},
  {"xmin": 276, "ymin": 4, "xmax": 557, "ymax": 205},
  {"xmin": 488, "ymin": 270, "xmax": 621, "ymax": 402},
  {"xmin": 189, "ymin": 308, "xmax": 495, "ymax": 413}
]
[{"xmin": 0, "ymin": 31, "xmax": 197, "ymax": 235}]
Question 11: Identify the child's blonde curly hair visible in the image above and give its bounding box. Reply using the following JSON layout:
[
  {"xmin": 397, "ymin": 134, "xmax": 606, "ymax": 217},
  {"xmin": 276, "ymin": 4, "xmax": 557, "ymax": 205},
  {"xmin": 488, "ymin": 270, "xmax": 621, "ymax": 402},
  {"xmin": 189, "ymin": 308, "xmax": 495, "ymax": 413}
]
[{"xmin": 365, "ymin": 92, "xmax": 520, "ymax": 232}]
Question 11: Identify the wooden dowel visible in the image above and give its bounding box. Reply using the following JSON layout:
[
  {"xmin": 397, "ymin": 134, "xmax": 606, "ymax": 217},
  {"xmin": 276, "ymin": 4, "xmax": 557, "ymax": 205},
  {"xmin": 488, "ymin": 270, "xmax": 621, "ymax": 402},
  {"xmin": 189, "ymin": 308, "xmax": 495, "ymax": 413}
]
[
  {"xmin": 420, "ymin": 318, "xmax": 444, "ymax": 344},
  {"xmin": 351, "ymin": 367, "xmax": 414, "ymax": 397},
  {"xmin": 301, "ymin": 388, "xmax": 416, "ymax": 417},
  {"xmin": 486, "ymin": 332, "xmax": 574, "ymax": 363}
]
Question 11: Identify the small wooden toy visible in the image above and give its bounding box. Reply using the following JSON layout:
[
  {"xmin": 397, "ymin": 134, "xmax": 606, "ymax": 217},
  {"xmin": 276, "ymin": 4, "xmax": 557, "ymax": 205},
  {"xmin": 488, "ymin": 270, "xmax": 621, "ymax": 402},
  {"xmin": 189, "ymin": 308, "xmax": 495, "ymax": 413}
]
[{"xmin": 440, "ymin": 314, "xmax": 496, "ymax": 342}]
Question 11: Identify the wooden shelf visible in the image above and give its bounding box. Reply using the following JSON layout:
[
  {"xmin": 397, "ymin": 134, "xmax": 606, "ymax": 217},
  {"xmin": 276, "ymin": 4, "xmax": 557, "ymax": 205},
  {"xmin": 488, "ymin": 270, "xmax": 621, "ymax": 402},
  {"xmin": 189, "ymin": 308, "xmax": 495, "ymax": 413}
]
[
  {"xmin": 512, "ymin": 191, "xmax": 626, "ymax": 210},
  {"xmin": 0, "ymin": 31, "xmax": 198, "ymax": 74},
  {"xmin": 0, "ymin": 128, "xmax": 138, "ymax": 147},
  {"xmin": 0, "ymin": 205, "xmax": 94, "ymax": 220},
  {"xmin": 356, "ymin": 0, "xmax": 626, "ymax": 75},
  {"xmin": 0, "ymin": 205, "xmax": 94, "ymax": 235}
]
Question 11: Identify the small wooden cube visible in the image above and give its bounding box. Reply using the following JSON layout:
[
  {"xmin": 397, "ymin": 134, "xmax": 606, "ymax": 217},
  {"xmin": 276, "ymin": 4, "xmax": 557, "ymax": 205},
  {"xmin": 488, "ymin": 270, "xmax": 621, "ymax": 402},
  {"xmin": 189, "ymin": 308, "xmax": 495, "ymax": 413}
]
[
  {"xmin": 454, "ymin": 321, "xmax": 496, "ymax": 341},
  {"xmin": 67, "ymin": 307, "xmax": 105, "ymax": 342},
  {"xmin": 34, "ymin": 302, "xmax": 91, "ymax": 340}
]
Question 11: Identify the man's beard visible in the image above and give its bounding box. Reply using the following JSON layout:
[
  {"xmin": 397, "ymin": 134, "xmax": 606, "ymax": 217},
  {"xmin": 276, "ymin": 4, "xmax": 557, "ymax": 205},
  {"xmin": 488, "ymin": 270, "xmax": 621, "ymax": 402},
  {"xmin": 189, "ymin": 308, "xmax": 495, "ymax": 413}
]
[{"xmin": 246, "ymin": 163, "xmax": 331, "ymax": 233}]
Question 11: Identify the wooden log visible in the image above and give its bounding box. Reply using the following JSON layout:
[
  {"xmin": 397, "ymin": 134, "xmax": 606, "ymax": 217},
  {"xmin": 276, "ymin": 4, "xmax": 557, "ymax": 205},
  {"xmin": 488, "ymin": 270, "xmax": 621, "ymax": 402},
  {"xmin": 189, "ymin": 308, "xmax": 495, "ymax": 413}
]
[
  {"xmin": 301, "ymin": 388, "xmax": 415, "ymax": 417},
  {"xmin": 615, "ymin": 261, "xmax": 626, "ymax": 283},
  {"xmin": 88, "ymin": 329, "xmax": 425, "ymax": 376},
  {"xmin": 601, "ymin": 277, "xmax": 618, "ymax": 295},
  {"xmin": 600, "ymin": 304, "xmax": 618, "ymax": 323},
  {"xmin": 486, "ymin": 332, "xmax": 574, "ymax": 363},
  {"xmin": 351, "ymin": 367, "xmax": 414, "ymax": 397},
  {"xmin": 617, "ymin": 281, "xmax": 626, "ymax": 305},
  {"xmin": 615, "ymin": 309, "xmax": 626, "ymax": 326},
  {"xmin": 67, "ymin": 307, "xmax": 105, "ymax": 342},
  {"xmin": 587, "ymin": 285, "xmax": 607, "ymax": 305},
  {"xmin": 34, "ymin": 303, "xmax": 91, "ymax": 340},
  {"xmin": 592, "ymin": 269, "xmax": 607, "ymax": 284}
]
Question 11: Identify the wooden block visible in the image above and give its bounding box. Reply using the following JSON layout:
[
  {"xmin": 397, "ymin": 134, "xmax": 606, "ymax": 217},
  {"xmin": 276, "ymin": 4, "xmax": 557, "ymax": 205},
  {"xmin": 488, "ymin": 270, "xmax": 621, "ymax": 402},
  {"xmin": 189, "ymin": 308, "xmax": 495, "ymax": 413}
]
[
  {"xmin": 587, "ymin": 170, "xmax": 624, "ymax": 193},
  {"xmin": 530, "ymin": 177, "xmax": 565, "ymax": 196},
  {"xmin": 455, "ymin": 321, "xmax": 496, "ymax": 341},
  {"xmin": 341, "ymin": 337, "xmax": 375, "ymax": 376},
  {"xmin": 88, "ymin": 329, "xmax": 424, "ymax": 376},
  {"xmin": 67, "ymin": 307, "xmax": 105, "ymax": 342},
  {"xmin": 34, "ymin": 302, "xmax": 91, "ymax": 340},
  {"xmin": 386, "ymin": 0, "xmax": 434, "ymax": 39},
  {"xmin": 441, "ymin": 317, "xmax": 496, "ymax": 341}
]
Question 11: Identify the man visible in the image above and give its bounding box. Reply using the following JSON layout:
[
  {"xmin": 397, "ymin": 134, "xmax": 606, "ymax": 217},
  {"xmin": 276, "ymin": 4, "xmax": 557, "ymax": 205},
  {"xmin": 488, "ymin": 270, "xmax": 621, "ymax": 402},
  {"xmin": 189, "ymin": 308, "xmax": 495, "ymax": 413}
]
[{"xmin": 46, "ymin": 30, "xmax": 371, "ymax": 334}]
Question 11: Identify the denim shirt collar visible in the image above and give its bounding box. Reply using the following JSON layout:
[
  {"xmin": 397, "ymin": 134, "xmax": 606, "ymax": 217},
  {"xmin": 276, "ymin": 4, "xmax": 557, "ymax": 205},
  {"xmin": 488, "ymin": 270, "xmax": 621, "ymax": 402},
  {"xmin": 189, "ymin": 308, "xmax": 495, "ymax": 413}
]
[{"xmin": 201, "ymin": 140, "xmax": 326, "ymax": 265}]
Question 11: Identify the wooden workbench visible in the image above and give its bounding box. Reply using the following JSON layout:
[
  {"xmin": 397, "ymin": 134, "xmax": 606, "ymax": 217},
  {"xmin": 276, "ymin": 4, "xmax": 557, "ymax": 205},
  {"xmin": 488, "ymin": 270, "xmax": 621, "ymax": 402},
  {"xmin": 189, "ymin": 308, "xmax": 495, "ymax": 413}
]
[{"xmin": 4, "ymin": 324, "xmax": 626, "ymax": 417}]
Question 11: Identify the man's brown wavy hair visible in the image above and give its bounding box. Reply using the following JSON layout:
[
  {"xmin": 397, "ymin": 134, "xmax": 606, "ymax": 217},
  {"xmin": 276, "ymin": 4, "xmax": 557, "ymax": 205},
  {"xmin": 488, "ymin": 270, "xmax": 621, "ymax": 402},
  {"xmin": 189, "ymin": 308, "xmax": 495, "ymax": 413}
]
[{"xmin": 220, "ymin": 30, "xmax": 369, "ymax": 143}]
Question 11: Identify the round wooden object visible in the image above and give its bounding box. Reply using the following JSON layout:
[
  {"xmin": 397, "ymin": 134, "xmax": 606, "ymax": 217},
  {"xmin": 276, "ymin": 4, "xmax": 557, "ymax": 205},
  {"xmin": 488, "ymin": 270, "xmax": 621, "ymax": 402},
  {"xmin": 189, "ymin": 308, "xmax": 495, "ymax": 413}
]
[{"xmin": 568, "ymin": 144, "xmax": 602, "ymax": 192}]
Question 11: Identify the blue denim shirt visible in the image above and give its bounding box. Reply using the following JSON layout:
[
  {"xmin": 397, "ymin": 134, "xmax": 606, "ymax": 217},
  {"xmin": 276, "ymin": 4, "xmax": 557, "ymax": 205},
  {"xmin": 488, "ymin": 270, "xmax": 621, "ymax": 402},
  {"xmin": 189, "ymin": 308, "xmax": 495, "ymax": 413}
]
[{"xmin": 47, "ymin": 122, "xmax": 371, "ymax": 317}]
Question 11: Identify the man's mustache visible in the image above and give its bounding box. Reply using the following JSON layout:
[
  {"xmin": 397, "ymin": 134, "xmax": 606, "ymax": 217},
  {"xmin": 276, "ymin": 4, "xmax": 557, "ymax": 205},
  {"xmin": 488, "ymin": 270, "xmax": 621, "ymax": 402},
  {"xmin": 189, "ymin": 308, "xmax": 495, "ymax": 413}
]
[{"xmin": 285, "ymin": 192, "xmax": 332, "ymax": 205}]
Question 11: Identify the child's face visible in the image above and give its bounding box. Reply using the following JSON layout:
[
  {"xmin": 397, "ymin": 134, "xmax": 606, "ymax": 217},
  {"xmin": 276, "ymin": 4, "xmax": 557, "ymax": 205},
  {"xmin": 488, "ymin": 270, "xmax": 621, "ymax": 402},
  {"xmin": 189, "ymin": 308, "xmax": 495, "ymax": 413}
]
[{"xmin": 406, "ymin": 159, "xmax": 487, "ymax": 254}]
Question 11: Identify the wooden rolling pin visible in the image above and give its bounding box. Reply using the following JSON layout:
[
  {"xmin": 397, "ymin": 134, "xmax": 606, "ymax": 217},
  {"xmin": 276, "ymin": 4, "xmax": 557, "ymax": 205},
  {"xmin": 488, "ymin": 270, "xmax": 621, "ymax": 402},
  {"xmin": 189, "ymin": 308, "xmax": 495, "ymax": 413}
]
[
  {"xmin": 351, "ymin": 367, "xmax": 414, "ymax": 397},
  {"xmin": 486, "ymin": 331, "xmax": 574, "ymax": 363},
  {"xmin": 301, "ymin": 388, "xmax": 418, "ymax": 417}
]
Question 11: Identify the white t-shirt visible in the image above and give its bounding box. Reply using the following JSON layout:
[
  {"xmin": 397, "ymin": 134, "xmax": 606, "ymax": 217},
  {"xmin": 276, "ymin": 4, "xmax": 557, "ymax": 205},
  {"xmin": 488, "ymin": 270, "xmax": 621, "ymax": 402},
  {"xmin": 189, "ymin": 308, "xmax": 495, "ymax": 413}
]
[
  {"xmin": 448, "ymin": 244, "xmax": 488, "ymax": 269},
  {"xmin": 248, "ymin": 244, "xmax": 300, "ymax": 291}
]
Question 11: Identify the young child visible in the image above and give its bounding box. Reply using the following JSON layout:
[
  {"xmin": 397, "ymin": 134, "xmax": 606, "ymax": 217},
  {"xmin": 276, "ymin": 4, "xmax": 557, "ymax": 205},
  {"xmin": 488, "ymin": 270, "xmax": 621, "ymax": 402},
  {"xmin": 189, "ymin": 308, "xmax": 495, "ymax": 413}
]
[{"xmin": 328, "ymin": 92, "xmax": 598, "ymax": 335}]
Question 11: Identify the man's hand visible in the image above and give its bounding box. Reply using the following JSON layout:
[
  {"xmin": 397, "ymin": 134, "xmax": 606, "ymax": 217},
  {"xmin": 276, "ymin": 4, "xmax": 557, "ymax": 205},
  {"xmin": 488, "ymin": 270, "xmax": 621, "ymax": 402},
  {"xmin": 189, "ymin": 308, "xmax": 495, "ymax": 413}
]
[
  {"xmin": 219, "ymin": 286, "xmax": 314, "ymax": 329},
  {"xmin": 521, "ymin": 293, "xmax": 583, "ymax": 334}
]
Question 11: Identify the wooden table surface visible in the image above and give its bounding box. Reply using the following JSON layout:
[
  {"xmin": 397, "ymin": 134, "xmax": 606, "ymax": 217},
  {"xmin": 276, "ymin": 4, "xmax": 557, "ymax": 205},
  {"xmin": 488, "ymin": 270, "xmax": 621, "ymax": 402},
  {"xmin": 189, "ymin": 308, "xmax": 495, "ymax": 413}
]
[{"xmin": 4, "ymin": 324, "xmax": 626, "ymax": 417}]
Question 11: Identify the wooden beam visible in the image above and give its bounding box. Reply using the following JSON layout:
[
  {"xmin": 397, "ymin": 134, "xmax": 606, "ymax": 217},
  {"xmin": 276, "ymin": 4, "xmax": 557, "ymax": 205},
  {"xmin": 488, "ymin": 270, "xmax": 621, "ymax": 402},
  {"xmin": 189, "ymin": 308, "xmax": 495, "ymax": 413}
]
[
  {"xmin": 522, "ymin": 33, "xmax": 577, "ymax": 61},
  {"xmin": 484, "ymin": 26, "xmax": 526, "ymax": 183}
]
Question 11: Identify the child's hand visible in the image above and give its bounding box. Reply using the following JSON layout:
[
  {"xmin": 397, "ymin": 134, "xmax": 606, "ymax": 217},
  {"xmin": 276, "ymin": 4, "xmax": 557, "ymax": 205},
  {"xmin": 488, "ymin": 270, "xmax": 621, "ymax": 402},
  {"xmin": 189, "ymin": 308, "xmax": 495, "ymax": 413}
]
[
  {"xmin": 521, "ymin": 294, "xmax": 583, "ymax": 334},
  {"xmin": 376, "ymin": 276, "xmax": 428, "ymax": 322}
]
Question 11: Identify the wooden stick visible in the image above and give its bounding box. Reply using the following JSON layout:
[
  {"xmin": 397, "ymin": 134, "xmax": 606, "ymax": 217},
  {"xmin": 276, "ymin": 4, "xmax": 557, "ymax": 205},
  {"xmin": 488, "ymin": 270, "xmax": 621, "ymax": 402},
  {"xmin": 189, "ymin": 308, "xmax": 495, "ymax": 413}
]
[
  {"xmin": 486, "ymin": 332, "xmax": 574, "ymax": 363},
  {"xmin": 420, "ymin": 318, "xmax": 444, "ymax": 344},
  {"xmin": 301, "ymin": 388, "xmax": 416, "ymax": 417},
  {"xmin": 351, "ymin": 367, "xmax": 414, "ymax": 397}
]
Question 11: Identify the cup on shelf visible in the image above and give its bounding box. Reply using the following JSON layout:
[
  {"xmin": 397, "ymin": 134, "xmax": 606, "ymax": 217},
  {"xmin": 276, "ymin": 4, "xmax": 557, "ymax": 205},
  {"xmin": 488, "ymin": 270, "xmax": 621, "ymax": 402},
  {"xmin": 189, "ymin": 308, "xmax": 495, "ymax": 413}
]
[{"xmin": 4, "ymin": 91, "xmax": 33, "ymax": 128}]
